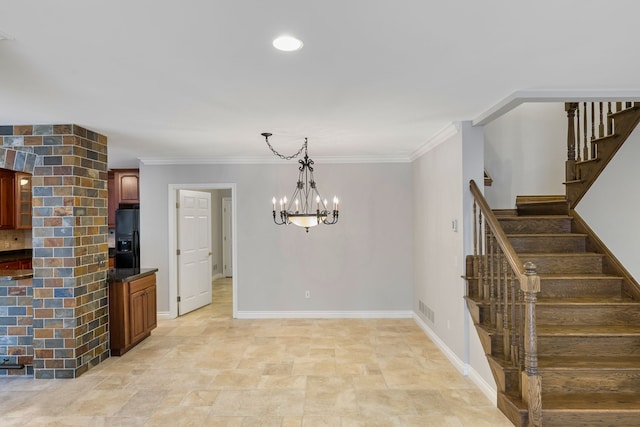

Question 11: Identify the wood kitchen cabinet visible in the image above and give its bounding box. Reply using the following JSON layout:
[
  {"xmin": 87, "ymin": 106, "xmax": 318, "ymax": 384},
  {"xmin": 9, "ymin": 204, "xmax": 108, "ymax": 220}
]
[
  {"xmin": 0, "ymin": 169, "xmax": 32, "ymax": 230},
  {"xmin": 0, "ymin": 258, "xmax": 31, "ymax": 270},
  {"xmin": 113, "ymin": 169, "xmax": 140, "ymax": 205},
  {"xmin": 0, "ymin": 169, "xmax": 15, "ymax": 229},
  {"xmin": 107, "ymin": 171, "xmax": 116, "ymax": 228},
  {"xmin": 109, "ymin": 271, "xmax": 157, "ymax": 356},
  {"xmin": 14, "ymin": 172, "xmax": 32, "ymax": 229}
]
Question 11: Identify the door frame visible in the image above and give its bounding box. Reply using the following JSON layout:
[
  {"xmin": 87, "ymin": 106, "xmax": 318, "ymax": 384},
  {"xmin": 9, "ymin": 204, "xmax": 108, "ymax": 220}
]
[
  {"xmin": 222, "ymin": 197, "xmax": 232, "ymax": 278},
  {"xmin": 167, "ymin": 183, "xmax": 237, "ymax": 319}
]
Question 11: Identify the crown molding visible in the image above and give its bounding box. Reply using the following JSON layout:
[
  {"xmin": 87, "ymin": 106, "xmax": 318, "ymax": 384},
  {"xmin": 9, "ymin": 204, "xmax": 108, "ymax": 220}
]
[
  {"xmin": 408, "ymin": 123, "xmax": 461, "ymax": 162},
  {"xmin": 139, "ymin": 154, "xmax": 411, "ymax": 166},
  {"xmin": 473, "ymin": 89, "xmax": 640, "ymax": 126}
]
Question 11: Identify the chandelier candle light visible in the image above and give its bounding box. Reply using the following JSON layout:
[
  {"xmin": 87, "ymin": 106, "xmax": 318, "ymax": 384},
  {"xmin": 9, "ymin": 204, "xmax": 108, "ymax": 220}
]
[{"xmin": 263, "ymin": 133, "xmax": 339, "ymax": 232}]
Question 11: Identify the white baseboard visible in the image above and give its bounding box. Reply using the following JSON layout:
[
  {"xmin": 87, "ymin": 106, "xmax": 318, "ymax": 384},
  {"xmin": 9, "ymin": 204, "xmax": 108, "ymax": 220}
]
[
  {"xmin": 212, "ymin": 273, "xmax": 224, "ymax": 281},
  {"xmin": 413, "ymin": 313, "xmax": 497, "ymax": 406},
  {"xmin": 156, "ymin": 311, "xmax": 174, "ymax": 320},
  {"xmin": 235, "ymin": 310, "xmax": 413, "ymax": 319}
]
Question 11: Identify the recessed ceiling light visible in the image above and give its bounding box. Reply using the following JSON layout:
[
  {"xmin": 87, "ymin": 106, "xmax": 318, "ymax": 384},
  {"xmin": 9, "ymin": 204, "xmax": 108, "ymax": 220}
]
[{"xmin": 273, "ymin": 35, "xmax": 303, "ymax": 52}]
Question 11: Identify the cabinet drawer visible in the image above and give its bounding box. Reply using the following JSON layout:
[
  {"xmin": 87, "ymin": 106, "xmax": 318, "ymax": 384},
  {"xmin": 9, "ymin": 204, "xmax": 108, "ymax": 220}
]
[{"xmin": 129, "ymin": 274, "xmax": 155, "ymax": 294}]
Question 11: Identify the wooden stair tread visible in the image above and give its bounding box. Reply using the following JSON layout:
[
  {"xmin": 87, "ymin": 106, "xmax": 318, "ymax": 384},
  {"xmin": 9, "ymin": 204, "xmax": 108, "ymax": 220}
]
[
  {"xmin": 519, "ymin": 252, "xmax": 603, "ymax": 258},
  {"xmin": 468, "ymin": 296, "xmax": 634, "ymax": 306},
  {"xmin": 542, "ymin": 392, "xmax": 640, "ymax": 410},
  {"xmin": 575, "ymin": 158, "xmax": 601, "ymax": 166},
  {"xmin": 538, "ymin": 273, "xmax": 623, "ymax": 280},
  {"xmin": 536, "ymin": 325, "xmax": 640, "ymax": 336},
  {"xmin": 507, "ymin": 233, "xmax": 587, "ymax": 237},
  {"xmin": 498, "ymin": 215, "xmax": 572, "ymax": 220},
  {"xmin": 538, "ymin": 355, "xmax": 640, "ymax": 370},
  {"xmin": 536, "ymin": 298, "xmax": 636, "ymax": 305}
]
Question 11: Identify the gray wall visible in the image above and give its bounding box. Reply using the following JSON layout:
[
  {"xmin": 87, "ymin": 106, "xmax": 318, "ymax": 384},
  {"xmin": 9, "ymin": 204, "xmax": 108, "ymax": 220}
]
[
  {"xmin": 484, "ymin": 103, "xmax": 566, "ymax": 208},
  {"xmin": 577, "ymin": 124, "xmax": 640, "ymax": 281},
  {"xmin": 412, "ymin": 122, "xmax": 493, "ymax": 395},
  {"xmin": 139, "ymin": 162, "xmax": 413, "ymax": 314}
]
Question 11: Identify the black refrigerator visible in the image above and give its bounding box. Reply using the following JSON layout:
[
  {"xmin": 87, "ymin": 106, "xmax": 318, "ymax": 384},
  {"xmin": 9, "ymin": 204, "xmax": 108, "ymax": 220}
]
[{"xmin": 115, "ymin": 208, "xmax": 140, "ymax": 269}]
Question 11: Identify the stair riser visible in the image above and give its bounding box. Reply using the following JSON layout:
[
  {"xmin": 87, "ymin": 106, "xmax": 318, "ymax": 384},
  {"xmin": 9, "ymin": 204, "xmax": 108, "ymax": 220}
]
[
  {"xmin": 520, "ymin": 255, "xmax": 603, "ymax": 274},
  {"xmin": 535, "ymin": 305, "xmax": 640, "ymax": 326},
  {"xmin": 543, "ymin": 411, "xmax": 640, "ymax": 427},
  {"xmin": 541, "ymin": 369, "xmax": 640, "ymax": 393},
  {"xmin": 487, "ymin": 356, "xmax": 520, "ymax": 394},
  {"xmin": 497, "ymin": 392, "xmax": 528, "ymax": 427},
  {"xmin": 539, "ymin": 278, "xmax": 622, "ymax": 299},
  {"xmin": 509, "ymin": 236, "xmax": 586, "ymax": 253},
  {"xmin": 538, "ymin": 336, "xmax": 640, "ymax": 357},
  {"xmin": 498, "ymin": 218, "xmax": 572, "ymax": 234},
  {"xmin": 470, "ymin": 277, "xmax": 624, "ymax": 299}
]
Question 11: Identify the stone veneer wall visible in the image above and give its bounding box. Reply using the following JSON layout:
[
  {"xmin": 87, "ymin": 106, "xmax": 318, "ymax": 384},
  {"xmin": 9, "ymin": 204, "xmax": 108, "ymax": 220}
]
[
  {"xmin": 0, "ymin": 124, "xmax": 109, "ymax": 378},
  {"xmin": 0, "ymin": 277, "xmax": 33, "ymax": 376}
]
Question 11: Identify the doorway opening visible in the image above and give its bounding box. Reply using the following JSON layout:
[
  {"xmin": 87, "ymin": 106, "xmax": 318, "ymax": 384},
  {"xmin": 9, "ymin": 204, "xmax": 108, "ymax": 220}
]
[{"xmin": 167, "ymin": 183, "xmax": 237, "ymax": 319}]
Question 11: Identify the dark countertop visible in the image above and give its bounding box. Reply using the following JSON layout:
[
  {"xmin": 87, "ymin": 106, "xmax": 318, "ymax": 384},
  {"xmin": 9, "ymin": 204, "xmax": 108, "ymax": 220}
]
[
  {"xmin": 0, "ymin": 249, "xmax": 32, "ymax": 263},
  {"xmin": 108, "ymin": 268, "xmax": 158, "ymax": 283},
  {"xmin": 0, "ymin": 269, "xmax": 33, "ymax": 281}
]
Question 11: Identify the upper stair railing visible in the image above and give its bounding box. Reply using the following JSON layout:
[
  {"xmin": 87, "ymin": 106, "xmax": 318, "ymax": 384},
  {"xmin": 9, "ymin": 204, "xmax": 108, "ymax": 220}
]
[
  {"xmin": 564, "ymin": 101, "xmax": 640, "ymax": 207},
  {"xmin": 469, "ymin": 180, "xmax": 542, "ymax": 427}
]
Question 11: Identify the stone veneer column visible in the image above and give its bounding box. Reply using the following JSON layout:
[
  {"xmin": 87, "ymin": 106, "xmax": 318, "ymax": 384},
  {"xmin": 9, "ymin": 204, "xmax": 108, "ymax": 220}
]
[{"xmin": 0, "ymin": 124, "xmax": 109, "ymax": 378}]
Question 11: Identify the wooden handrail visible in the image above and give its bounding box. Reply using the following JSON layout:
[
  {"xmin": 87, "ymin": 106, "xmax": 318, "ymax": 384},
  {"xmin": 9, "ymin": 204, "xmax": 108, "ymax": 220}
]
[
  {"xmin": 469, "ymin": 179, "xmax": 542, "ymax": 426},
  {"xmin": 469, "ymin": 180, "xmax": 525, "ymax": 280}
]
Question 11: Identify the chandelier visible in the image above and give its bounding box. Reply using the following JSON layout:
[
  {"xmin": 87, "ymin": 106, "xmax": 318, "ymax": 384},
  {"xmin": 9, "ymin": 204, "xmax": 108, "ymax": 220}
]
[{"xmin": 263, "ymin": 132, "xmax": 339, "ymax": 232}]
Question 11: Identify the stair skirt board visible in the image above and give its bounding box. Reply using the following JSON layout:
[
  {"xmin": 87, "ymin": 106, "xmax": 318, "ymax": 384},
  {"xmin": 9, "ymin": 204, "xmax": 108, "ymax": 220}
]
[{"xmin": 413, "ymin": 313, "xmax": 498, "ymax": 406}]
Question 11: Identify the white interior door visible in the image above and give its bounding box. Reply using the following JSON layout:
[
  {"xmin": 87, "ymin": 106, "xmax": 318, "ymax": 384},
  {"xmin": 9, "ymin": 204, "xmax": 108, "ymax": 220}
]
[
  {"xmin": 222, "ymin": 197, "xmax": 233, "ymax": 278},
  {"xmin": 178, "ymin": 190, "xmax": 212, "ymax": 315}
]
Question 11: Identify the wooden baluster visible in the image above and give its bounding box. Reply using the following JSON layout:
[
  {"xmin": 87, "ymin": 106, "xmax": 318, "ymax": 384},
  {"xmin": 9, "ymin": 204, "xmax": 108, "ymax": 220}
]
[
  {"xmin": 496, "ymin": 245, "xmax": 503, "ymax": 335},
  {"xmin": 616, "ymin": 102, "xmax": 622, "ymax": 113},
  {"xmin": 510, "ymin": 268, "xmax": 519, "ymax": 367},
  {"xmin": 473, "ymin": 201, "xmax": 479, "ymax": 298},
  {"xmin": 521, "ymin": 262, "xmax": 542, "ymax": 427},
  {"xmin": 583, "ymin": 102, "xmax": 589, "ymax": 160},
  {"xmin": 626, "ymin": 102, "xmax": 632, "ymax": 109},
  {"xmin": 598, "ymin": 102, "xmax": 604, "ymax": 139},
  {"xmin": 519, "ymin": 287, "xmax": 525, "ymax": 369},
  {"xmin": 575, "ymin": 103, "xmax": 581, "ymax": 162},
  {"xmin": 502, "ymin": 258, "xmax": 510, "ymax": 362},
  {"xmin": 483, "ymin": 217, "xmax": 490, "ymax": 301},
  {"xmin": 591, "ymin": 102, "xmax": 597, "ymax": 160},
  {"xmin": 635, "ymin": 102, "xmax": 640, "ymax": 108},
  {"xmin": 489, "ymin": 230, "xmax": 496, "ymax": 328},
  {"xmin": 564, "ymin": 102, "xmax": 578, "ymax": 181},
  {"xmin": 478, "ymin": 210, "xmax": 485, "ymax": 300},
  {"xmin": 607, "ymin": 102, "xmax": 613, "ymax": 136}
]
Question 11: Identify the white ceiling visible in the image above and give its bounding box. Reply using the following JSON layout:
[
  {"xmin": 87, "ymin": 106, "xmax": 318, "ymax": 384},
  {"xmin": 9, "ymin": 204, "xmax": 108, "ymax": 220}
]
[{"xmin": 1, "ymin": 1, "xmax": 640, "ymax": 167}]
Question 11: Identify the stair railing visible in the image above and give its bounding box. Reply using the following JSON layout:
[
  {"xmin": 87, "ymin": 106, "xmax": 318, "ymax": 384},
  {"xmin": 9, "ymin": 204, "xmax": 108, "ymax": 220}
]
[
  {"xmin": 469, "ymin": 180, "xmax": 542, "ymax": 427},
  {"xmin": 565, "ymin": 101, "xmax": 638, "ymax": 182}
]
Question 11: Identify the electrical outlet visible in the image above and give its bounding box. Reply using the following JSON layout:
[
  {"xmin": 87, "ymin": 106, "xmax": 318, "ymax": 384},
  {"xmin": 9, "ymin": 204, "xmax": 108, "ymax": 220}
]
[{"xmin": 305, "ymin": 290, "xmax": 310, "ymax": 299}]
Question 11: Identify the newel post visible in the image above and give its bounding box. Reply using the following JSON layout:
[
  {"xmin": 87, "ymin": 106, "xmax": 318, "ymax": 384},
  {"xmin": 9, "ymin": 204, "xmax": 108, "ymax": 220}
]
[
  {"xmin": 565, "ymin": 102, "xmax": 578, "ymax": 182},
  {"xmin": 521, "ymin": 262, "xmax": 542, "ymax": 427}
]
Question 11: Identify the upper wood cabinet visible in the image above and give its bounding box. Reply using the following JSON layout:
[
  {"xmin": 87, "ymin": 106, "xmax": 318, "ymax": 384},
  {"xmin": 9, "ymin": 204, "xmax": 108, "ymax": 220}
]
[
  {"xmin": 14, "ymin": 173, "xmax": 32, "ymax": 229},
  {"xmin": 0, "ymin": 170, "xmax": 32, "ymax": 230},
  {"xmin": 107, "ymin": 171, "xmax": 116, "ymax": 228},
  {"xmin": 113, "ymin": 169, "xmax": 140, "ymax": 205},
  {"xmin": 0, "ymin": 169, "xmax": 15, "ymax": 229}
]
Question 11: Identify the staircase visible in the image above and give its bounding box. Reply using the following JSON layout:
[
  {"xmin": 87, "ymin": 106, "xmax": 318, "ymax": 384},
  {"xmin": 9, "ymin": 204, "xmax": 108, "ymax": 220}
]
[
  {"xmin": 564, "ymin": 102, "xmax": 640, "ymax": 208},
  {"xmin": 466, "ymin": 200, "xmax": 640, "ymax": 426}
]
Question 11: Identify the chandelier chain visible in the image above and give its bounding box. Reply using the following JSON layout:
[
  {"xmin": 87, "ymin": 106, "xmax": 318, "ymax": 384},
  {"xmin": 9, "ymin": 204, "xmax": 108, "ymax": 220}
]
[{"xmin": 266, "ymin": 137, "xmax": 308, "ymax": 160}]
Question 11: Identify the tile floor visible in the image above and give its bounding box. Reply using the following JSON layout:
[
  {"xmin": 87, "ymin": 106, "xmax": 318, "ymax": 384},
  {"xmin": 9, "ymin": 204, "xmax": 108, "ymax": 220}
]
[{"xmin": 0, "ymin": 278, "xmax": 513, "ymax": 426}]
